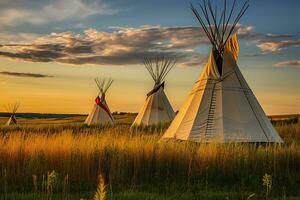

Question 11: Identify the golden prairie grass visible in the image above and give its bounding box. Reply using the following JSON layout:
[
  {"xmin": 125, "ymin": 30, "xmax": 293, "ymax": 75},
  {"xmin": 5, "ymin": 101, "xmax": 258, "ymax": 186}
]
[{"xmin": 0, "ymin": 123, "xmax": 299, "ymax": 196}]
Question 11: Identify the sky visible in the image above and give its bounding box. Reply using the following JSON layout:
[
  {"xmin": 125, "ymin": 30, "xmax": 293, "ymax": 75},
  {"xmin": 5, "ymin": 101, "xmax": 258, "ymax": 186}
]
[{"xmin": 0, "ymin": 0, "xmax": 299, "ymax": 115}]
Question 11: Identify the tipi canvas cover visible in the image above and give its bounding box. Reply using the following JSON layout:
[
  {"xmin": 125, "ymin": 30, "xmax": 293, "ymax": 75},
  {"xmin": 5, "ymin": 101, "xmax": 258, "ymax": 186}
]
[
  {"xmin": 6, "ymin": 116, "xmax": 17, "ymax": 126},
  {"xmin": 5, "ymin": 103, "xmax": 19, "ymax": 126},
  {"xmin": 132, "ymin": 57, "xmax": 176, "ymax": 126},
  {"xmin": 85, "ymin": 78, "xmax": 115, "ymax": 126},
  {"xmin": 162, "ymin": 0, "xmax": 283, "ymax": 143}
]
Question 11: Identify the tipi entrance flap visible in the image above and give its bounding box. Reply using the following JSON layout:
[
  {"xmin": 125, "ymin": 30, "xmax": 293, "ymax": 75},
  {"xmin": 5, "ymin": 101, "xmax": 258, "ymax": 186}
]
[
  {"xmin": 147, "ymin": 82, "xmax": 164, "ymax": 97},
  {"xmin": 224, "ymin": 34, "xmax": 240, "ymax": 62},
  {"xmin": 206, "ymin": 51, "xmax": 221, "ymax": 79}
]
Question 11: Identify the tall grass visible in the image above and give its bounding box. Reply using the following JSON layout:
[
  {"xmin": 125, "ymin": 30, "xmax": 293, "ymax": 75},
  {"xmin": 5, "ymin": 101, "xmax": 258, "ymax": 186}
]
[
  {"xmin": 0, "ymin": 123, "xmax": 299, "ymax": 197},
  {"xmin": 275, "ymin": 123, "xmax": 300, "ymax": 143}
]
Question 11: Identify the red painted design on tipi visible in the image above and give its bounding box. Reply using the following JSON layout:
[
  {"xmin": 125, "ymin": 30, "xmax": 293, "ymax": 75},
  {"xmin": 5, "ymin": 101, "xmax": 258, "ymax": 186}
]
[{"xmin": 95, "ymin": 96, "xmax": 113, "ymax": 120}]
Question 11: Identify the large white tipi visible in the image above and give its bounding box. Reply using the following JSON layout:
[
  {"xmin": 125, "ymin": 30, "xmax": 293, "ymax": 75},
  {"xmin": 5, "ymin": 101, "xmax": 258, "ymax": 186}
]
[
  {"xmin": 85, "ymin": 78, "xmax": 115, "ymax": 126},
  {"xmin": 5, "ymin": 103, "xmax": 19, "ymax": 126},
  {"xmin": 162, "ymin": 0, "xmax": 283, "ymax": 143},
  {"xmin": 132, "ymin": 57, "xmax": 176, "ymax": 126}
]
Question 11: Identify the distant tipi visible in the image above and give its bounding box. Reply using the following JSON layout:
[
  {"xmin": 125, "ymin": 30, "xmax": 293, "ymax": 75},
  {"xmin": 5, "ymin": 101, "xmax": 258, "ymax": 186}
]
[
  {"xmin": 132, "ymin": 57, "xmax": 176, "ymax": 126},
  {"xmin": 5, "ymin": 103, "xmax": 19, "ymax": 126},
  {"xmin": 85, "ymin": 78, "xmax": 115, "ymax": 126},
  {"xmin": 162, "ymin": 0, "xmax": 283, "ymax": 143}
]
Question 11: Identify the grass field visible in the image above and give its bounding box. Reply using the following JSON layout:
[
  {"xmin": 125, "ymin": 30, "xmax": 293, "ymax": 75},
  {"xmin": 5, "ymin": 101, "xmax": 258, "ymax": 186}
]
[{"xmin": 0, "ymin": 113, "xmax": 299, "ymax": 200}]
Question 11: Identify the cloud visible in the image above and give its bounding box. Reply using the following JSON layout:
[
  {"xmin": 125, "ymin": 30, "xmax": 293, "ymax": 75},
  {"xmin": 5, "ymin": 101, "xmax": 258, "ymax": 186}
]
[
  {"xmin": 0, "ymin": 32, "xmax": 41, "ymax": 43},
  {"xmin": 0, "ymin": 71, "xmax": 53, "ymax": 78},
  {"xmin": 274, "ymin": 60, "xmax": 300, "ymax": 67},
  {"xmin": 0, "ymin": 25, "xmax": 253, "ymax": 67},
  {"xmin": 0, "ymin": 0, "xmax": 117, "ymax": 26},
  {"xmin": 1, "ymin": 25, "xmax": 298, "ymax": 66},
  {"xmin": 265, "ymin": 33, "xmax": 295, "ymax": 39},
  {"xmin": 257, "ymin": 39, "xmax": 300, "ymax": 54},
  {"xmin": 2, "ymin": 25, "xmax": 298, "ymax": 66},
  {"xmin": 244, "ymin": 32, "xmax": 300, "ymax": 56}
]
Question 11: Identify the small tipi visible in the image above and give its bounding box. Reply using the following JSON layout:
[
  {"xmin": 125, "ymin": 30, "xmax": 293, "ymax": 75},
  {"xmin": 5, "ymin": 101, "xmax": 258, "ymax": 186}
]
[
  {"xmin": 132, "ymin": 57, "xmax": 176, "ymax": 126},
  {"xmin": 162, "ymin": 0, "xmax": 283, "ymax": 143},
  {"xmin": 85, "ymin": 77, "xmax": 115, "ymax": 126},
  {"xmin": 5, "ymin": 103, "xmax": 19, "ymax": 126}
]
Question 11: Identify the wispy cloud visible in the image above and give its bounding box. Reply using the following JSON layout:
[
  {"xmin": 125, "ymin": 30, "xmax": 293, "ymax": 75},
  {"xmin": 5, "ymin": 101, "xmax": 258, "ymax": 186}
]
[
  {"xmin": 257, "ymin": 39, "xmax": 300, "ymax": 54},
  {"xmin": 0, "ymin": 0, "xmax": 117, "ymax": 26},
  {"xmin": 0, "ymin": 25, "xmax": 253, "ymax": 67},
  {"xmin": 274, "ymin": 60, "xmax": 300, "ymax": 67},
  {"xmin": 245, "ymin": 32, "xmax": 300, "ymax": 56},
  {"xmin": 0, "ymin": 71, "xmax": 53, "ymax": 78},
  {"xmin": 0, "ymin": 32, "xmax": 41, "ymax": 44}
]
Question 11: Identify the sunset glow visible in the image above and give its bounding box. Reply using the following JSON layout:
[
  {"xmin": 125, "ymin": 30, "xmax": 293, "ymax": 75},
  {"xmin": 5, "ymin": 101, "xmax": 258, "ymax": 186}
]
[{"xmin": 0, "ymin": 0, "xmax": 299, "ymax": 115}]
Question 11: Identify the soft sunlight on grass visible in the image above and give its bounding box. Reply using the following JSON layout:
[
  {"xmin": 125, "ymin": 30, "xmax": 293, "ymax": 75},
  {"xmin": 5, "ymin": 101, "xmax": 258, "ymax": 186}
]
[{"xmin": 0, "ymin": 118, "xmax": 299, "ymax": 199}]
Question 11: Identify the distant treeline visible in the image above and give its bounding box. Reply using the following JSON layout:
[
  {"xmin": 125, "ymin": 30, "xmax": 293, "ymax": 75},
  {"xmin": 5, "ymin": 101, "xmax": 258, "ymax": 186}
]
[
  {"xmin": 0, "ymin": 112, "xmax": 298, "ymax": 125},
  {"xmin": 112, "ymin": 111, "xmax": 137, "ymax": 115},
  {"xmin": 0, "ymin": 112, "xmax": 85, "ymax": 119},
  {"xmin": 0, "ymin": 112, "xmax": 136, "ymax": 119},
  {"xmin": 271, "ymin": 117, "xmax": 299, "ymax": 125}
]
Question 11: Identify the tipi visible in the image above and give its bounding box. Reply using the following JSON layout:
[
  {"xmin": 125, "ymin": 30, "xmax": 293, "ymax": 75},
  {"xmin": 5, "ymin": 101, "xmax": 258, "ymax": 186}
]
[
  {"xmin": 5, "ymin": 103, "xmax": 19, "ymax": 126},
  {"xmin": 132, "ymin": 57, "xmax": 176, "ymax": 126},
  {"xmin": 85, "ymin": 77, "xmax": 115, "ymax": 126},
  {"xmin": 162, "ymin": 0, "xmax": 283, "ymax": 143}
]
